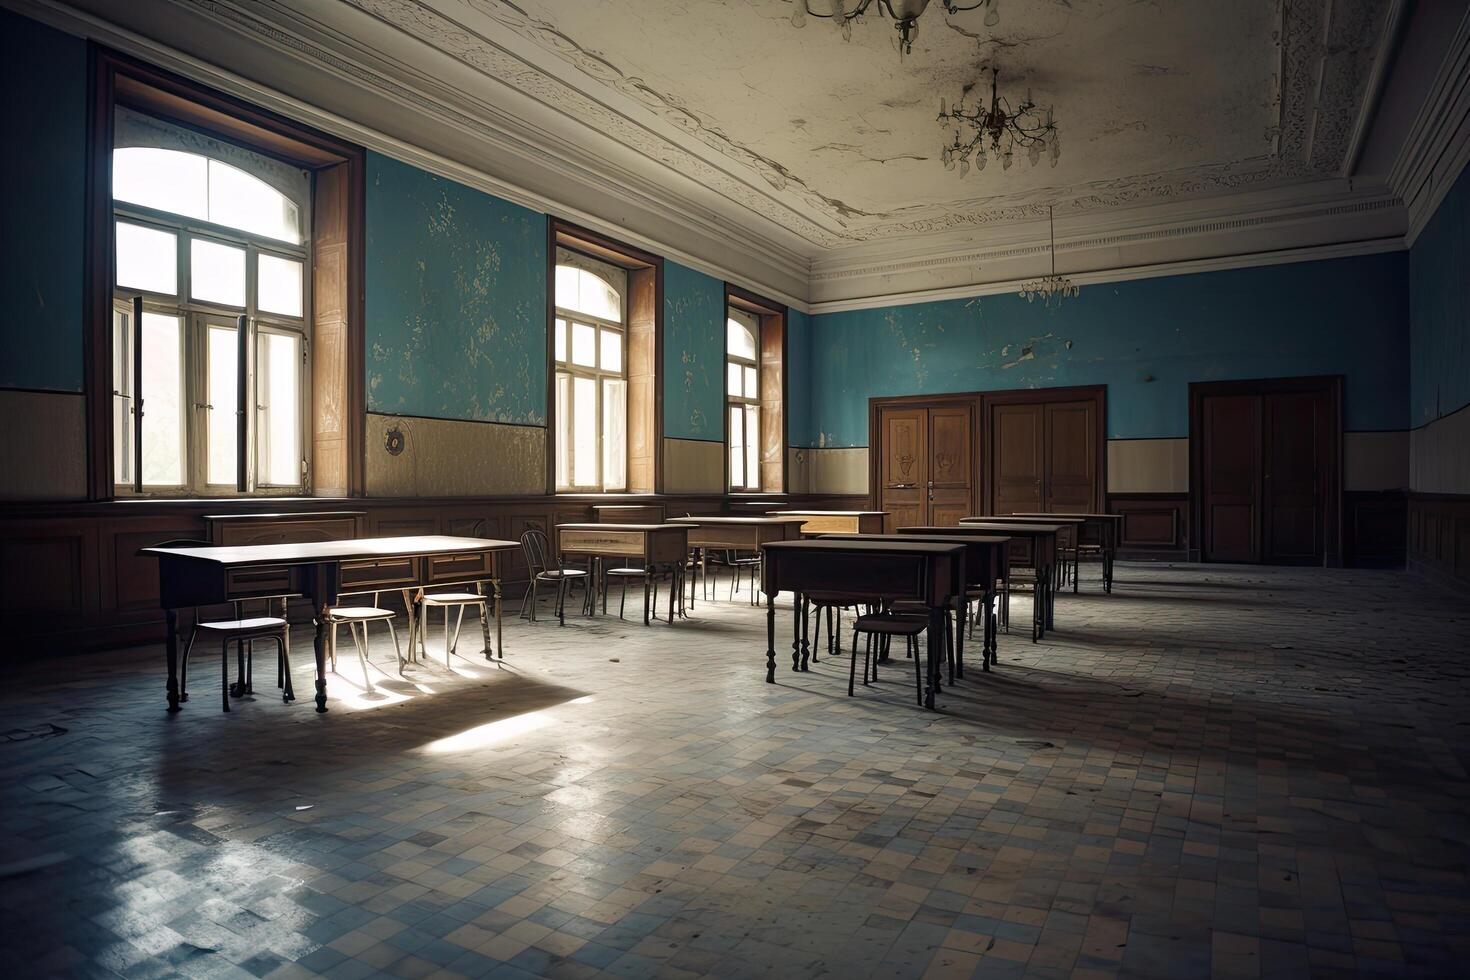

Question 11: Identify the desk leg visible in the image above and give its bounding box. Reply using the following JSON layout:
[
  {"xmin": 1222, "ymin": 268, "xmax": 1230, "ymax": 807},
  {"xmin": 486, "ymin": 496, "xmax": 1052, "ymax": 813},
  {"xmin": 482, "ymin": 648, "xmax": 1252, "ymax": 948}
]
[
  {"xmin": 984, "ymin": 591, "xmax": 996, "ymax": 669},
  {"xmin": 791, "ymin": 590, "xmax": 802, "ymax": 672},
  {"xmin": 312, "ymin": 599, "xmax": 329, "ymax": 713},
  {"xmin": 953, "ymin": 596, "xmax": 965, "ymax": 680},
  {"xmin": 799, "ymin": 595, "xmax": 811, "ymax": 671},
  {"xmin": 765, "ymin": 591, "xmax": 776, "ymax": 683},
  {"xmin": 1046, "ymin": 564, "xmax": 1056, "ymax": 630},
  {"xmin": 494, "ymin": 579, "xmax": 504, "ymax": 659},
  {"xmin": 926, "ymin": 607, "xmax": 942, "ymax": 710},
  {"xmin": 165, "ymin": 608, "xmax": 181, "ymax": 712}
]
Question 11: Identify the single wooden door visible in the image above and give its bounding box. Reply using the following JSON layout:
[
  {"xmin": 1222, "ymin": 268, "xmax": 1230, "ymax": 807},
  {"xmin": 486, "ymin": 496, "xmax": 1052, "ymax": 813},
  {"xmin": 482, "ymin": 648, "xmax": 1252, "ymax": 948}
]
[
  {"xmin": 928, "ymin": 405, "xmax": 973, "ymax": 525},
  {"xmin": 992, "ymin": 403, "xmax": 1045, "ymax": 515},
  {"xmin": 1045, "ymin": 401, "xmax": 1096, "ymax": 512},
  {"xmin": 877, "ymin": 406, "xmax": 927, "ymax": 531},
  {"xmin": 1263, "ymin": 390, "xmax": 1325, "ymax": 564},
  {"xmin": 1200, "ymin": 394, "xmax": 1261, "ymax": 562}
]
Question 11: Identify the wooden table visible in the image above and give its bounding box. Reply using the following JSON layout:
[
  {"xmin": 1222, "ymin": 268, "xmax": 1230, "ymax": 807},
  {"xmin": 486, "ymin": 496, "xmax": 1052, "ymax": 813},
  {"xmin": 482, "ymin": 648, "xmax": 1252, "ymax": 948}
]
[
  {"xmin": 555, "ymin": 523, "xmax": 691, "ymax": 625},
  {"xmin": 820, "ymin": 532, "xmax": 1009, "ymax": 675},
  {"xmin": 949, "ymin": 521, "xmax": 1065, "ymax": 639},
  {"xmin": 760, "ymin": 539, "xmax": 965, "ymax": 709},
  {"xmin": 969, "ymin": 515, "xmax": 1087, "ymax": 590},
  {"xmin": 1007, "ymin": 512, "xmax": 1124, "ymax": 592},
  {"xmin": 889, "ymin": 528, "xmax": 1012, "ymax": 662},
  {"xmin": 767, "ymin": 510, "xmax": 887, "ymax": 535},
  {"xmin": 141, "ymin": 535, "xmax": 518, "ymax": 713},
  {"xmin": 669, "ymin": 516, "xmax": 806, "ymax": 604}
]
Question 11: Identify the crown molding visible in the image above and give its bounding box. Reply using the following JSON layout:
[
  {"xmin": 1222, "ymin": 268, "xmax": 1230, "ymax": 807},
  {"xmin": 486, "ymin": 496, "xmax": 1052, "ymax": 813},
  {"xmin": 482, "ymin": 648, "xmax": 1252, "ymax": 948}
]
[
  {"xmin": 809, "ymin": 236, "xmax": 1405, "ymax": 315},
  {"xmin": 1341, "ymin": 0, "xmax": 1409, "ymax": 178},
  {"xmin": 1392, "ymin": 4, "xmax": 1470, "ymax": 246},
  {"xmin": 4, "ymin": 0, "xmax": 814, "ymax": 307}
]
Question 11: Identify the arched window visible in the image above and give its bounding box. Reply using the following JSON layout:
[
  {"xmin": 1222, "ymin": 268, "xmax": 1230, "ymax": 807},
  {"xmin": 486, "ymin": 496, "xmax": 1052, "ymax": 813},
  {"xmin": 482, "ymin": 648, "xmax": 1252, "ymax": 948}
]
[
  {"xmin": 727, "ymin": 308, "xmax": 761, "ymax": 491},
  {"xmin": 553, "ymin": 253, "xmax": 628, "ymax": 491},
  {"xmin": 110, "ymin": 112, "xmax": 310, "ymax": 495}
]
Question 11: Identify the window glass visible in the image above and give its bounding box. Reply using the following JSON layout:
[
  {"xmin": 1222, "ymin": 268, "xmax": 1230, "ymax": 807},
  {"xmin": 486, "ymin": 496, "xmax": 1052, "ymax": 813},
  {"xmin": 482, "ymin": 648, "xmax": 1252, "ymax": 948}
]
[
  {"xmin": 191, "ymin": 238, "xmax": 246, "ymax": 307},
  {"xmin": 727, "ymin": 362, "xmax": 742, "ymax": 397},
  {"xmin": 744, "ymin": 366, "xmax": 759, "ymax": 399},
  {"xmin": 140, "ymin": 313, "xmax": 184, "ymax": 486},
  {"xmin": 570, "ymin": 322, "xmax": 596, "ymax": 368},
  {"xmin": 113, "ymin": 147, "xmax": 208, "ymax": 222},
  {"xmin": 257, "ymin": 331, "xmax": 301, "ymax": 485},
  {"xmin": 727, "ymin": 317, "xmax": 757, "ymax": 359},
  {"xmin": 258, "ymin": 254, "xmax": 303, "ymax": 317},
  {"xmin": 603, "ymin": 378, "xmax": 627, "ymax": 491},
  {"xmin": 555, "ymin": 372, "xmax": 570, "ymax": 487},
  {"xmin": 116, "ymin": 222, "xmax": 177, "ymax": 295},
  {"xmin": 555, "ymin": 265, "xmax": 621, "ymax": 321},
  {"xmin": 573, "ymin": 376, "xmax": 596, "ymax": 487},
  {"xmin": 112, "ymin": 308, "xmax": 133, "ymax": 486},
  {"xmin": 744, "ymin": 405, "xmax": 760, "ymax": 489},
  {"xmin": 729, "ymin": 405, "xmax": 744, "ymax": 489},
  {"xmin": 206, "ymin": 322, "xmax": 238, "ymax": 486},
  {"xmin": 600, "ymin": 329, "xmax": 622, "ymax": 372},
  {"xmin": 554, "ymin": 318, "xmax": 567, "ymax": 362},
  {"xmin": 208, "ymin": 160, "xmax": 301, "ymax": 244}
]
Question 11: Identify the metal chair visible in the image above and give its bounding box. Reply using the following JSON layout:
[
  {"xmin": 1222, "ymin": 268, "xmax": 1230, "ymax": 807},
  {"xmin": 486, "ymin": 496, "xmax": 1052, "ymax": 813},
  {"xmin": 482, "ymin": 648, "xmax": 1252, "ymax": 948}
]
[
  {"xmin": 326, "ymin": 592, "xmax": 404, "ymax": 694},
  {"xmin": 157, "ymin": 539, "xmax": 294, "ymax": 712},
  {"xmin": 519, "ymin": 528, "xmax": 589, "ymax": 626},
  {"xmin": 417, "ymin": 589, "xmax": 488, "ymax": 667}
]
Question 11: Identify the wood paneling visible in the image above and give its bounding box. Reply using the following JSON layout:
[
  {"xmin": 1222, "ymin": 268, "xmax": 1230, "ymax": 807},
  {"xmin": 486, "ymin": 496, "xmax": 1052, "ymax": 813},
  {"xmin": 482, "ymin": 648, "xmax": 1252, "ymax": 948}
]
[
  {"xmin": 992, "ymin": 403, "xmax": 1044, "ymax": 514},
  {"xmin": 1200, "ymin": 393, "xmax": 1261, "ymax": 562},
  {"xmin": 1107, "ymin": 494, "xmax": 1188, "ymax": 557},
  {"xmin": 1408, "ymin": 492, "xmax": 1470, "ymax": 591},
  {"xmin": 627, "ymin": 265, "xmax": 658, "ymax": 494},
  {"xmin": 1344, "ymin": 491, "xmax": 1406, "ymax": 568},
  {"xmin": 872, "ymin": 399, "xmax": 974, "ymax": 530},
  {"xmin": 1044, "ymin": 401, "xmax": 1096, "ymax": 512},
  {"xmin": 929, "ymin": 405, "xmax": 972, "ymax": 526}
]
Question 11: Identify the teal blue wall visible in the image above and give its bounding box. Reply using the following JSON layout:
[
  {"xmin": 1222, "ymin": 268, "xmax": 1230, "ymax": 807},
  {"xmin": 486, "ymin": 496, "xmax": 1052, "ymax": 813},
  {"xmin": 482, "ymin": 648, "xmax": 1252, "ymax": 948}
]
[
  {"xmin": 0, "ymin": 10, "xmax": 86, "ymax": 392},
  {"xmin": 803, "ymin": 252, "xmax": 1409, "ymax": 447},
  {"xmin": 1410, "ymin": 163, "xmax": 1470, "ymax": 427},
  {"xmin": 785, "ymin": 307, "xmax": 812, "ymax": 451},
  {"xmin": 663, "ymin": 261, "xmax": 724, "ymax": 440},
  {"xmin": 366, "ymin": 152, "xmax": 548, "ymax": 424}
]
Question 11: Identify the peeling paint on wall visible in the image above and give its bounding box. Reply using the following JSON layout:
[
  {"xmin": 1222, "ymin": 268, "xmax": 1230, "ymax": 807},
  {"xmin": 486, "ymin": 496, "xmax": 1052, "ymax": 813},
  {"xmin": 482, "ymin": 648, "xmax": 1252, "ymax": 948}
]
[
  {"xmin": 663, "ymin": 261, "xmax": 724, "ymax": 441},
  {"xmin": 804, "ymin": 253, "xmax": 1409, "ymax": 446},
  {"xmin": 365, "ymin": 152, "xmax": 548, "ymax": 424}
]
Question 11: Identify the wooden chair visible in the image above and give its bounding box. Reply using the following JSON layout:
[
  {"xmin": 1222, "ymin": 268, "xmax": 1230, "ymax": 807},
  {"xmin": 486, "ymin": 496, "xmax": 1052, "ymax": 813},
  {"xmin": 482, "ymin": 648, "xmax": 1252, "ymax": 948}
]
[
  {"xmin": 848, "ymin": 612, "xmax": 928, "ymax": 705},
  {"xmin": 325, "ymin": 592, "xmax": 404, "ymax": 694},
  {"xmin": 158, "ymin": 538, "xmax": 294, "ymax": 712},
  {"xmin": 519, "ymin": 528, "xmax": 589, "ymax": 626},
  {"xmin": 417, "ymin": 589, "xmax": 488, "ymax": 667}
]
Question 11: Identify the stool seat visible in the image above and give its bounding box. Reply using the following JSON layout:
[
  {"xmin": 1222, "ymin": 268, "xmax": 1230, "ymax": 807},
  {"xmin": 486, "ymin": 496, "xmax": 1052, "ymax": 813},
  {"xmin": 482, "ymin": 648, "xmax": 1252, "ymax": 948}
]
[
  {"xmin": 605, "ymin": 567, "xmax": 645, "ymax": 576},
  {"xmin": 328, "ymin": 606, "xmax": 395, "ymax": 620},
  {"xmin": 853, "ymin": 613, "xmax": 928, "ymax": 637},
  {"xmin": 196, "ymin": 616, "xmax": 287, "ymax": 633},
  {"xmin": 421, "ymin": 592, "xmax": 485, "ymax": 605}
]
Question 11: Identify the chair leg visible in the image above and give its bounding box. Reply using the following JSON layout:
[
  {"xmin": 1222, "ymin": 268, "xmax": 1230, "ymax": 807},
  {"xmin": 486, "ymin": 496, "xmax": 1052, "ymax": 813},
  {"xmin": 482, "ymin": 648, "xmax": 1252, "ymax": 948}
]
[
  {"xmin": 277, "ymin": 636, "xmax": 294, "ymax": 703},
  {"xmin": 222, "ymin": 640, "xmax": 231, "ymax": 712},
  {"xmin": 450, "ymin": 605, "xmax": 466, "ymax": 656},
  {"xmin": 643, "ymin": 572, "xmax": 652, "ymax": 626},
  {"xmin": 911, "ymin": 636, "xmax": 924, "ymax": 707},
  {"xmin": 388, "ymin": 619, "xmax": 405, "ymax": 676},
  {"xmin": 847, "ymin": 630, "xmax": 859, "ymax": 696},
  {"xmin": 619, "ymin": 578, "xmax": 628, "ymax": 620},
  {"xmin": 351, "ymin": 621, "xmax": 375, "ymax": 694},
  {"xmin": 181, "ymin": 628, "xmax": 196, "ymax": 702}
]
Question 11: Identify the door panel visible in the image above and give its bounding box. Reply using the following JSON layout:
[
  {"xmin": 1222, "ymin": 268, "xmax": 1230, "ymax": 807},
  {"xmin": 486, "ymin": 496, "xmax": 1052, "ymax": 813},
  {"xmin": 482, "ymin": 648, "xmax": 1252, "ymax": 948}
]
[
  {"xmin": 928, "ymin": 406, "xmax": 972, "ymax": 525},
  {"xmin": 1045, "ymin": 401, "xmax": 1095, "ymax": 512},
  {"xmin": 1201, "ymin": 394, "xmax": 1260, "ymax": 562},
  {"xmin": 878, "ymin": 407, "xmax": 926, "ymax": 532},
  {"xmin": 1264, "ymin": 391, "xmax": 1323, "ymax": 563},
  {"xmin": 992, "ymin": 403, "xmax": 1044, "ymax": 514}
]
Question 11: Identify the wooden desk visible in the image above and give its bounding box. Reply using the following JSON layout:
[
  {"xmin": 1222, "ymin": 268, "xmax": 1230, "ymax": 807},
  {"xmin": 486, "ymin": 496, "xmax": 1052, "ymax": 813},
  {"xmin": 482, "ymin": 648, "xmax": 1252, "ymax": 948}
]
[
  {"xmin": 949, "ymin": 521, "xmax": 1065, "ymax": 638},
  {"xmin": 760, "ymin": 539, "xmax": 964, "ymax": 709},
  {"xmin": 669, "ymin": 516, "xmax": 807, "ymax": 606},
  {"xmin": 1006, "ymin": 512, "xmax": 1123, "ymax": 592},
  {"xmin": 770, "ymin": 510, "xmax": 887, "ymax": 535},
  {"xmin": 820, "ymin": 532, "xmax": 1008, "ymax": 675},
  {"xmin": 890, "ymin": 528, "xmax": 1013, "ymax": 661},
  {"xmin": 971, "ymin": 515, "xmax": 1086, "ymax": 590},
  {"xmin": 555, "ymin": 523, "xmax": 691, "ymax": 624},
  {"xmin": 593, "ymin": 504, "xmax": 665, "ymax": 524},
  {"xmin": 141, "ymin": 535, "xmax": 519, "ymax": 713}
]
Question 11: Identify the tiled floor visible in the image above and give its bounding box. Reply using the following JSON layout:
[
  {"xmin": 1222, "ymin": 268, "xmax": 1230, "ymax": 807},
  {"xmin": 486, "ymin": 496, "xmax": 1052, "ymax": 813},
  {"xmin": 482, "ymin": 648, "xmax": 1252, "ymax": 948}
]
[{"xmin": 3, "ymin": 562, "xmax": 1469, "ymax": 979}]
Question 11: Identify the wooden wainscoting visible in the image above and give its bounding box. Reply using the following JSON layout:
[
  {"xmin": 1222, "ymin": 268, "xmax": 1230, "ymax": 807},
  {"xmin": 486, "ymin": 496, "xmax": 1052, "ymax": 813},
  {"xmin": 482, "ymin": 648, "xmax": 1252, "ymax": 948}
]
[
  {"xmin": 1343, "ymin": 491, "xmax": 1406, "ymax": 568},
  {"xmin": 0, "ymin": 492, "xmax": 866, "ymax": 655},
  {"xmin": 1408, "ymin": 493, "xmax": 1470, "ymax": 592},
  {"xmin": 1107, "ymin": 493, "xmax": 1189, "ymax": 559}
]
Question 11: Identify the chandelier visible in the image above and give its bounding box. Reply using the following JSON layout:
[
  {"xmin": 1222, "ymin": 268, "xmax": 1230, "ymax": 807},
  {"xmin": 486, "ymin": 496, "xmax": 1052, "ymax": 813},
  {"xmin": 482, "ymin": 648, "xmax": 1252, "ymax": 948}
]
[
  {"xmin": 788, "ymin": 0, "xmax": 999, "ymax": 57},
  {"xmin": 939, "ymin": 66, "xmax": 1058, "ymax": 175},
  {"xmin": 1018, "ymin": 206, "xmax": 1078, "ymax": 307}
]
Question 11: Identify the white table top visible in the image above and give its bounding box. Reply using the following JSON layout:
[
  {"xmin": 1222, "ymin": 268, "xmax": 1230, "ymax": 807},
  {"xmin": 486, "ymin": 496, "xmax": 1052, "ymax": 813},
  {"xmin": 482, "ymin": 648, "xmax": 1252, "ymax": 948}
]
[{"xmin": 141, "ymin": 535, "xmax": 518, "ymax": 568}]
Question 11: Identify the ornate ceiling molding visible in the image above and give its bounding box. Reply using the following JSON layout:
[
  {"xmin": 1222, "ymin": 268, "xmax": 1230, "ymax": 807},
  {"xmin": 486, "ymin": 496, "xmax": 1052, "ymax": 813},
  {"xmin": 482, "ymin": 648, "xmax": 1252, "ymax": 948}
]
[{"xmin": 329, "ymin": 0, "xmax": 1387, "ymax": 246}]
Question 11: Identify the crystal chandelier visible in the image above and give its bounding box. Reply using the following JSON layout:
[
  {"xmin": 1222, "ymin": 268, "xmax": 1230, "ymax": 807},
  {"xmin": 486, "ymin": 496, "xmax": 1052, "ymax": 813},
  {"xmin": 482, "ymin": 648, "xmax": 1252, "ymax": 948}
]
[
  {"xmin": 939, "ymin": 66, "xmax": 1058, "ymax": 176},
  {"xmin": 788, "ymin": 0, "xmax": 999, "ymax": 57},
  {"xmin": 1018, "ymin": 206, "xmax": 1078, "ymax": 307}
]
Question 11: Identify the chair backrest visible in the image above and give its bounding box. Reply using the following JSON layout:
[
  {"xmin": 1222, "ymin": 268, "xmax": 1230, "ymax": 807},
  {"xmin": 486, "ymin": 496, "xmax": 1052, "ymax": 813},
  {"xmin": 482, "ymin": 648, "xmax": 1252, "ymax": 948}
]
[{"xmin": 520, "ymin": 528, "xmax": 552, "ymax": 577}]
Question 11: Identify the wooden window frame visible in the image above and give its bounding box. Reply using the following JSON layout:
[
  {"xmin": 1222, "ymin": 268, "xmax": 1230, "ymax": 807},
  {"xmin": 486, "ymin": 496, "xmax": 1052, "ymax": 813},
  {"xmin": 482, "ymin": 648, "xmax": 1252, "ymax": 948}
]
[
  {"xmin": 546, "ymin": 220, "xmax": 662, "ymax": 495},
  {"xmin": 84, "ymin": 45, "xmax": 365, "ymax": 501},
  {"xmin": 724, "ymin": 284, "xmax": 787, "ymax": 495},
  {"xmin": 552, "ymin": 267, "xmax": 628, "ymax": 492}
]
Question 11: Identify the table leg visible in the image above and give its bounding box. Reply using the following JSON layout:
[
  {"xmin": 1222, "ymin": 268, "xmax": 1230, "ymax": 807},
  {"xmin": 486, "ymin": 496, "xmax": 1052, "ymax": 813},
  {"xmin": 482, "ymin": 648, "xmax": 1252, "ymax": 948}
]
[
  {"xmin": 799, "ymin": 594, "xmax": 811, "ymax": 671},
  {"xmin": 953, "ymin": 595, "xmax": 965, "ymax": 680},
  {"xmin": 1046, "ymin": 563, "xmax": 1056, "ymax": 630},
  {"xmin": 765, "ymin": 591, "xmax": 776, "ymax": 683},
  {"xmin": 985, "ymin": 591, "xmax": 996, "ymax": 668},
  {"xmin": 925, "ymin": 607, "xmax": 942, "ymax": 710},
  {"xmin": 312, "ymin": 599, "xmax": 329, "ymax": 713},
  {"xmin": 476, "ymin": 581, "xmax": 493, "ymax": 660},
  {"xmin": 493, "ymin": 579, "xmax": 504, "ymax": 659},
  {"xmin": 165, "ymin": 608, "xmax": 181, "ymax": 712},
  {"xmin": 791, "ymin": 590, "xmax": 802, "ymax": 672},
  {"xmin": 400, "ymin": 589, "xmax": 417, "ymax": 665}
]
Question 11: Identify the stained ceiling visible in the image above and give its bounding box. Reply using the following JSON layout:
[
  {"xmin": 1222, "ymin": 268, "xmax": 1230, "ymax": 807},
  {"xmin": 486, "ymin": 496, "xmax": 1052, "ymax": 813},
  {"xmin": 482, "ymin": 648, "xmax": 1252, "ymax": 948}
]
[{"xmin": 338, "ymin": 0, "xmax": 1388, "ymax": 249}]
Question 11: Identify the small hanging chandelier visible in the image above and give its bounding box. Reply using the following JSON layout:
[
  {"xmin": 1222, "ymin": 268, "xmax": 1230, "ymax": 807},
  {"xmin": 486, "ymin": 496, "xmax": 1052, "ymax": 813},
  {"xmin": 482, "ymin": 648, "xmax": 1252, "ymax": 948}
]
[
  {"xmin": 939, "ymin": 66, "xmax": 1059, "ymax": 176},
  {"xmin": 1019, "ymin": 206, "xmax": 1078, "ymax": 307},
  {"xmin": 788, "ymin": 0, "xmax": 1000, "ymax": 58}
]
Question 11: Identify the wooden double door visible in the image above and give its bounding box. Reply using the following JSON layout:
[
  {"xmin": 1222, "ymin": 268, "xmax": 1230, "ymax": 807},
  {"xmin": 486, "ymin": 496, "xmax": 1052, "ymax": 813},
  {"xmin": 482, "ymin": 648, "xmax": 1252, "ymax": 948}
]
[
  {"xmin": 876, "ymin": 402, "xmax": 974, "ymax": 530},
  {"xmin": 1193, "ymin": 378, "xmax": 1341, "ymax": 565},
  {"xmin": 988, "ymin": 397, "xmax": 1101, "ymax": 515}
]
